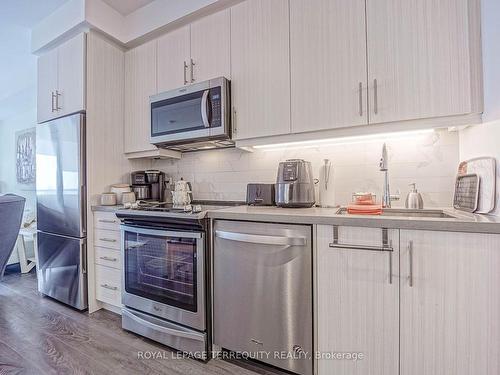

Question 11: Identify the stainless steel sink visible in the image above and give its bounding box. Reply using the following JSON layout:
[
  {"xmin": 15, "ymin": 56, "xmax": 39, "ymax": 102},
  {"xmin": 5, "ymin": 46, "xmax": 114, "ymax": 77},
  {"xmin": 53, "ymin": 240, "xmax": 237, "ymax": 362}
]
[{"xmin": 336, "ymin": 207, "xmax": 457, "ymax": 219}]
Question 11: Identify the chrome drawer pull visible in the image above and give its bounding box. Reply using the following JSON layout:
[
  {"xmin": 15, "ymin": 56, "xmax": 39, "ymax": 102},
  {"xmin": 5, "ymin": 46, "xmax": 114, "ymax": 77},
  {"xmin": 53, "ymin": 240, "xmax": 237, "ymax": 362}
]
[
  {"xmin": 100, "ymin": 284, "xmax": 118, "ymax": 291},
  {"xmin": 99, "ymin": 238, "xmax": 117, "ymax": 243},
  {"xmin": 99, "ymin": 256, "xmax": 117, "ymax": 262},
  {"xmin": 99, "ymin": 219, "xmax": 117, "ymax": 224},
  {"xmin": 215, "ymin": 230, "xmax": 306, "ymax": 246}
]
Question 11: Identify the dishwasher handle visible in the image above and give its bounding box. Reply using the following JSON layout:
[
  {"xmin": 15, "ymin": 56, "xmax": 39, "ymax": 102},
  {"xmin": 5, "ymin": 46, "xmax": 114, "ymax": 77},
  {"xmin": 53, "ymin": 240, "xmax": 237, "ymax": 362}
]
[{"xmin": 215, "ymin": 230, "xmax": 306, "ymax": 246}]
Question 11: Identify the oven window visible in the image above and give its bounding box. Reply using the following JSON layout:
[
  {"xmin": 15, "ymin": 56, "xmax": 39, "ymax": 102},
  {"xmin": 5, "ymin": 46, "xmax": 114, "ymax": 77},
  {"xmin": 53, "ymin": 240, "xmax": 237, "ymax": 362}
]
[
  {"xmin": 151, "ymin": 90, "xmax": 206, "ymax": 137},
  {"xmin": 124, "ymin": 230, "xmax": 198, "ymax": 312}
]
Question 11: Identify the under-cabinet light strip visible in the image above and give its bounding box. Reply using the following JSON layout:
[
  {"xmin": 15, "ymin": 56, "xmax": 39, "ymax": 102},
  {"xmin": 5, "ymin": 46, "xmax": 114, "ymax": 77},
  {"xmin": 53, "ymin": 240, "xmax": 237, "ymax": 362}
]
[{"xmin": 252, "ymin": 129, "xmax": 435, "ymax": 151}]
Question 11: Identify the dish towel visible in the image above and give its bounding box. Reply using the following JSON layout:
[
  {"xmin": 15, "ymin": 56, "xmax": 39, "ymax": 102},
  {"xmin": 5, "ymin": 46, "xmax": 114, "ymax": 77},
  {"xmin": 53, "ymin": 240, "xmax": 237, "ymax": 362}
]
[{"xmin": 346, "ymin": 204, "xmax": 383, "ymax": 215}]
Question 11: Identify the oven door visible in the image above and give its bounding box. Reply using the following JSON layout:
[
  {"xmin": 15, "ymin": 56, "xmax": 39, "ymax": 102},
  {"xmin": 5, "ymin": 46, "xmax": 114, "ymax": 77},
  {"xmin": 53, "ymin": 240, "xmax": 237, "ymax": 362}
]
[{"xmin": 121, "ymin": 225, "xmax": 205, "ymax": 331}]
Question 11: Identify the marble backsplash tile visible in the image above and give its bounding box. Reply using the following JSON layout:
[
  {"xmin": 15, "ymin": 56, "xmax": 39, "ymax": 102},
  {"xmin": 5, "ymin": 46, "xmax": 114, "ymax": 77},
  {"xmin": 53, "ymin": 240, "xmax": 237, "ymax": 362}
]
[{"xmin": 153, "ymin": 130, "xmax": 459, "ymax": 207}]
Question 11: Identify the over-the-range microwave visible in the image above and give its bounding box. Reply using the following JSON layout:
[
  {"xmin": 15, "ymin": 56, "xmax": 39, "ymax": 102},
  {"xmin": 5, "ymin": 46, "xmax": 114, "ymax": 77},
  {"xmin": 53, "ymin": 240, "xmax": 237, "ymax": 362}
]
[{"xmin": 150, "ymin": 77, "xmax": 233, "ymax": 152}]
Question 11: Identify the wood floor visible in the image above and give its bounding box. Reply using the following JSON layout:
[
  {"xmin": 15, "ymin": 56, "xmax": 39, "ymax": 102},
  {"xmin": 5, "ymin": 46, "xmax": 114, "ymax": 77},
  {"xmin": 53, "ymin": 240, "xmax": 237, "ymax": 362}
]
[{"xmin": 0, "ymin": 271, "xmax": 281, "ymax": 375}]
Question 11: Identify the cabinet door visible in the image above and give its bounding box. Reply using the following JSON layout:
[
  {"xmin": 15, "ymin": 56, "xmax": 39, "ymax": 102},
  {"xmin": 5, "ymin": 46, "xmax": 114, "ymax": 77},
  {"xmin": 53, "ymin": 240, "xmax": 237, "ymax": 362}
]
[
  {"xmin": 37, "ymin": 48, "xmax": 58, "ymax": 123},
  {"xmin": 400, "ymin": 230, "xmax": 500, "ymax": 375},
  {"xmin": 124, "ymin": 40, "xmax": 158, "ymax": 154},
  {"xmin": 367, "ymin": 0, "xmax": 473, "ymax": 124},
  {"xmin": 57, "ymin": 33, "xmax": 86, "ymax": 116},
  {"xmin": 190, "ymin": 9, "xmax": 231, "ymax": 82},
  {"xmin": 230, "ymin": 0, "xmax": 291, "ymax": 139},
  {"xmin": 290, "ymin": 0, "xmax": 368, "ymax": 133},
  {"xmin": 157, "ymin": 25, "xmax": 190, "ymax": 92},
  {"xmin": 317, "ymin": 225, "xmax": 399, "ymax": 375}
]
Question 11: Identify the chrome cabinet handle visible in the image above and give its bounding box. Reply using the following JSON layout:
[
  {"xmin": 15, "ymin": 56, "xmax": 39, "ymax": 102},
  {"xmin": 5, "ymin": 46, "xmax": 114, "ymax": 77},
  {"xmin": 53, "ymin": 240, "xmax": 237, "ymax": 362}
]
[
  {"xmin": 99, "ymin": 256, "xmax": 117, "ymax": 262},
  {"xmin": 51, "ymin": 91, "xmax": 56, "ymax": 112},
  {"xmin": 99, "ymin": 238, "xmax": 117, "ymax": 243},
  {"xmin": 408, "ymin": 240, "xmax": 414, "ymax": 287},
  {"xmin": 183, "ymin": 61, "xmax": 188, "ymax": 85},
  {"xmin": 190, "ymin": 58, "xmax": 195, "ymax": 83},
  {"xmin": 100, "ymin": 283, "xmax": 118, "ymax": 291},
  {"xmin": 373, "ymin": 79, "xmax": 378, "ymax": 115},
  {"xmin": 99, "ymin": 219, "xmax": 117, "ymax": 224},
  {"xmin": 330, "ymin": 226, "xmax": 393, "ymax": 284},
  {"xmin": 55, "ymin": 90, "xmax": 62, "ymax": 110},
  {"xmin": 215, "ymin": 230, "xmax": 306, "ymax": 246},
  {"xmin": 359, "ymin": 82, "xmax": 363, "ymax": 117}
]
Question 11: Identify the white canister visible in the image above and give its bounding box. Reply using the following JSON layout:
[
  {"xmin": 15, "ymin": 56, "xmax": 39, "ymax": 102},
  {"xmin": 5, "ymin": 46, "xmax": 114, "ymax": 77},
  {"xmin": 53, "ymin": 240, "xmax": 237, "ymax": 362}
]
[
  {"xmin": 121, "ymin": 191, "xmax": 136, "ymax": 205},
  {"xmin": 110, "ymin": 184, "xmax": 131, "ymax": 204},
  {"xmin": 100, "ymin": 193, "xmax": 117, "ymax": 206},
  {"xmin": 318, "ymin": 160, "xmax": 336, "ymax": 207}
]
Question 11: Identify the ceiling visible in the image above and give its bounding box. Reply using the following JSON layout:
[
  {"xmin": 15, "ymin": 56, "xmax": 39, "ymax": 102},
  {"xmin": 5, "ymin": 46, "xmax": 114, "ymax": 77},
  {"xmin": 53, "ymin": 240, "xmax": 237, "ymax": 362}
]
[
  {"xmin": 0, "ymin": 0, "xmax": 69, "ymax": 120},
  {"xmin": 102, "ymin": 0, "xmax": 155, "ymax": 15}
]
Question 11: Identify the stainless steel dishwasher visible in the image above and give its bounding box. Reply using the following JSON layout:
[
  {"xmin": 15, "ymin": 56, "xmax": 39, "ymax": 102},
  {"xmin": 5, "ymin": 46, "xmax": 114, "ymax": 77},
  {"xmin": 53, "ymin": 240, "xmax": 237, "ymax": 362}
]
[{"xmin": 213, "ymin": 220, "xmax": 313, "ymax": 375}]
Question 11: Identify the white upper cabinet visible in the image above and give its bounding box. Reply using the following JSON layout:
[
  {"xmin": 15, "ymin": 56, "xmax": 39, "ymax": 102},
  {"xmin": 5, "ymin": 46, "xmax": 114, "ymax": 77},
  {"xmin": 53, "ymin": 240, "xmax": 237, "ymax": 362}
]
[
  {"xmin": 290, "ymin": 0, "xmax": 368, "ymax": 133},
  {"xmin": 157, "ymin": 25, "xmax": 191, "ymax": 93},
  {"xmin": 317, "ymin": 225, "xmax": 399, "ymax": 375},
  {"xmin": 37, "ymin": 33, "xmax": 86, "ymax": 123},
  {"xmin": 190, "ymin": 9, "xmax": 231, "ymax": 82},
  {"xmin": 124, "ymin": 40, "xmax": 158, "ymax": 154},
  {"xmin": 399, "ymin": 230, "xmax": 500, "ymax": 375},
  {"xmin": 230, "ymin": 0, "xmax": 291, "ymax": 140},
  {"xmin": 37, "ymin": 48, "xmax": 58, "ymax": 124},
  {"xmin": 366, "ymin": 0, "xmax": 481, "ymax": 124},
  {"xmin": 57, "ymin": 33, "xmax": 86, "ymax": 118}
]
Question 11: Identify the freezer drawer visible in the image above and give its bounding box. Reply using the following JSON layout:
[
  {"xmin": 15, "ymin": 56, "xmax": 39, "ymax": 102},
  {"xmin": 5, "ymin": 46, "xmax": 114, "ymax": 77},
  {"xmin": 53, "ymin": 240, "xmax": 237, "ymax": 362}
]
[
  {"xmin": 213, "ymin": 220, "xmax": 313, "ymax": 375},
  {"xmin": 37, "ymin": 231, "xmax": 88, "ymax": 310},
  {"xmin": 122, "ymin": 307, "xmax": 207, "ymax": 356}
]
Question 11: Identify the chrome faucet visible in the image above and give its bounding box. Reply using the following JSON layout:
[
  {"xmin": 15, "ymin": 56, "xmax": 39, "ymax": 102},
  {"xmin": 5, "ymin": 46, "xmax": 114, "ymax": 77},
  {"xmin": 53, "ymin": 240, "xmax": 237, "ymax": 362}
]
[{"xmin": 379, "ymin": 143, "xmax": 391, "ymax": 207}]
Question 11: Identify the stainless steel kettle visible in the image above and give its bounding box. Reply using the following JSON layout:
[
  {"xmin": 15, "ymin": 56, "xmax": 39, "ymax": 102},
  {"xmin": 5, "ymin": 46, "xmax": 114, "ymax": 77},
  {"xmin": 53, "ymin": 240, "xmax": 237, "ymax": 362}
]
[{"xmin": 405, "ymin": 183, "xmax": 424, "ymax": 209}]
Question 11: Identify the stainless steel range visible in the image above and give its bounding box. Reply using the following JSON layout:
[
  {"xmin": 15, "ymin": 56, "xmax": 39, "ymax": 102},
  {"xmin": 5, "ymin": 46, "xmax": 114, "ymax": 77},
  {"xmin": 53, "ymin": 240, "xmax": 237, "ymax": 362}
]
[{"xmin": 115, "ymin": 202, "xmax": 237, "ymax": 357}]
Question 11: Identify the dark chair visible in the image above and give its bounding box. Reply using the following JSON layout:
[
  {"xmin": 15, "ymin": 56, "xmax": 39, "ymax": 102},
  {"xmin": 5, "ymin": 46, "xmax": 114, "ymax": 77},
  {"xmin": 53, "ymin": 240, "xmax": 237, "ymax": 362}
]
[{"xmin": 0, "ymin": 194, "xmax": 26, "ymax": 280}]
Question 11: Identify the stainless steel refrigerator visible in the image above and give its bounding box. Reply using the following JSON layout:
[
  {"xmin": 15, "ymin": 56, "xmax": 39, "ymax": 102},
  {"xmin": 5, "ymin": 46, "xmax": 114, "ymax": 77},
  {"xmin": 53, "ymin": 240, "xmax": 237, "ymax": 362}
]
[{"xmin": 36, "ymin": 113, "xmax": 87, "ymax": 310}]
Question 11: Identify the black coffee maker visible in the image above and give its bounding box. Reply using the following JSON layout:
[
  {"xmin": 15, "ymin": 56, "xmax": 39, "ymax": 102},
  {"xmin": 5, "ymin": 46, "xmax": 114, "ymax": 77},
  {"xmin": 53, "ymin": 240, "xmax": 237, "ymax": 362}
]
[{"xmin": 131, "ymin": 170, "xmax": 165, "ymax": 201}]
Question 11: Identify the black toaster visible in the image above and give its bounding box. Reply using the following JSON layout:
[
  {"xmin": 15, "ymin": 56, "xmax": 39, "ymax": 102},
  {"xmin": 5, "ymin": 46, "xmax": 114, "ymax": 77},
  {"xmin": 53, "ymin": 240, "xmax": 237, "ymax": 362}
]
[{"xmin": 246, "ymin": 183, "xmax": 276, "ymax": 206}]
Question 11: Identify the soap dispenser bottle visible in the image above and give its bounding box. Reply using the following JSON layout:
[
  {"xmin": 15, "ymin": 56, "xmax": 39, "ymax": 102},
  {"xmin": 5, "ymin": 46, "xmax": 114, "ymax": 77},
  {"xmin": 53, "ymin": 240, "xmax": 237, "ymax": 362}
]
[{"xmin": 405, "ymin": 183, "xmax": 424, "ymax": 209}]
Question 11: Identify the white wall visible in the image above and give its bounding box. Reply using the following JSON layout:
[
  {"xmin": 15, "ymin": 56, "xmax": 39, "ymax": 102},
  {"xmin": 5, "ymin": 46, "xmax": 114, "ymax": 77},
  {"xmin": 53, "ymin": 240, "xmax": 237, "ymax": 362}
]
[
  {"xmin": 458, "ymin": 0, "xmax": 500, "ymax": 216},
  {"xmin": 153, "ymin": 130, "xmax": 459, "ymax": 208}
]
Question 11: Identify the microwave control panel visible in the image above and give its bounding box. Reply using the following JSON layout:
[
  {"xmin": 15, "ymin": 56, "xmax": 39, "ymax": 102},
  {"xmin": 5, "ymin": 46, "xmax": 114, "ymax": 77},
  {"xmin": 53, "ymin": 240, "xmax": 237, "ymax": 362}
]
[{"xmin": 210, "ymin": 86, "xmax": 222, "ymax": 128}]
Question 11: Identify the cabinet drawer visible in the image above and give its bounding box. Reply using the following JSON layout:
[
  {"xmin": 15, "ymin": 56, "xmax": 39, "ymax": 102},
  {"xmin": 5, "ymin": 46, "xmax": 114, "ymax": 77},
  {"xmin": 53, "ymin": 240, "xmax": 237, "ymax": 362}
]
[
  {"xmin": 93, "ymin": 211, "xmax": 120, "ymax": 231},
  {"xmin": 95, "ymin": 264, "xmax": 121, "ymax": 307},
  {"xmin": 94, "ymin": 229, "xmax": 120, "ymax": 250},
  {"xmin": 95, "ymin": 247, "xmax": 121, "ymax": 270}
]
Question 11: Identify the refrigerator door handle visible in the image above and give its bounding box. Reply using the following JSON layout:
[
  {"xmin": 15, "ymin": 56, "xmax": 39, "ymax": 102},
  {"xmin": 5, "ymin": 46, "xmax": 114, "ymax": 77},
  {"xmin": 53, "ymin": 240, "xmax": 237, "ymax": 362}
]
[{"xmin": 81, "ymin": 241, "xmax": 87, "ymax": 274}]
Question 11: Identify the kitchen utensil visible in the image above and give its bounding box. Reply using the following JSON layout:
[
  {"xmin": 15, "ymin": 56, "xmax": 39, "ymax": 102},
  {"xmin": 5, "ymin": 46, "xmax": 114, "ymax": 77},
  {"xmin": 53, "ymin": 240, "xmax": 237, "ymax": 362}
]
[
  {"xmin": 275, "ymin": 159, "xmax": 315, "ymax": 208},
  {"xmin": 319, "ymin": 159, "xmax": 335, "ymax": 207},
  {"xmin": 110, "ymin": 184, "xmax": 131, "ymax": 204},
  {"xmin": 121, "ymin": 191, "xmax": 136, "ymax": 205},
  {"xmin": 163, "ymin": 178, "xmax": 174, "ymax": 204},
  {"xmin": 100, "ymin": 192, "xmax": 117, "ymax": 206},
  {"xmin": 246, "ymin": 183, "xmax": 275, "ymax": 206},
  {"xmin": 405, "ymin": 183, "xmax": 424, "ymax": 209},
  {"xmin": 453, "ymin": 174, "xmax": 479, "ymax": 212},
  {"xmin": 458, "ymin": 157, "xmax": 496, "ymax": 213},
  {"xmin": 132, "ymin": 185, "xmax": 151, "ymax": 200}
]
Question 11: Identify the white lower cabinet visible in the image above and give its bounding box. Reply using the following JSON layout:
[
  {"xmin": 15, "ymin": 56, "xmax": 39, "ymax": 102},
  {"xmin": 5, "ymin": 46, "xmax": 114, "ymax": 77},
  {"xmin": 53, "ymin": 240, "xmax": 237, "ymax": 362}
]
[
  {"xmin": 399, "ymin": 230, "xmax": 500, "ymax": 375},
  {"xmin": 317, "ymin": 225, "xmax": 399, "ymax": 375},
  {"xmin": 317, "ymin": 226, "xmax": 500, "ymax": 375}
]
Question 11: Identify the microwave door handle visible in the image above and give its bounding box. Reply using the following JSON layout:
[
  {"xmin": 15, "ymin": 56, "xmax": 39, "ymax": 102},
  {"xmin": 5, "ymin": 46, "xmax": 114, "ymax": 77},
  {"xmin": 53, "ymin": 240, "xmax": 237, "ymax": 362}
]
[{"xmin": 201, "ymin": 90, "xmax": 210, "ymax": 128}]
